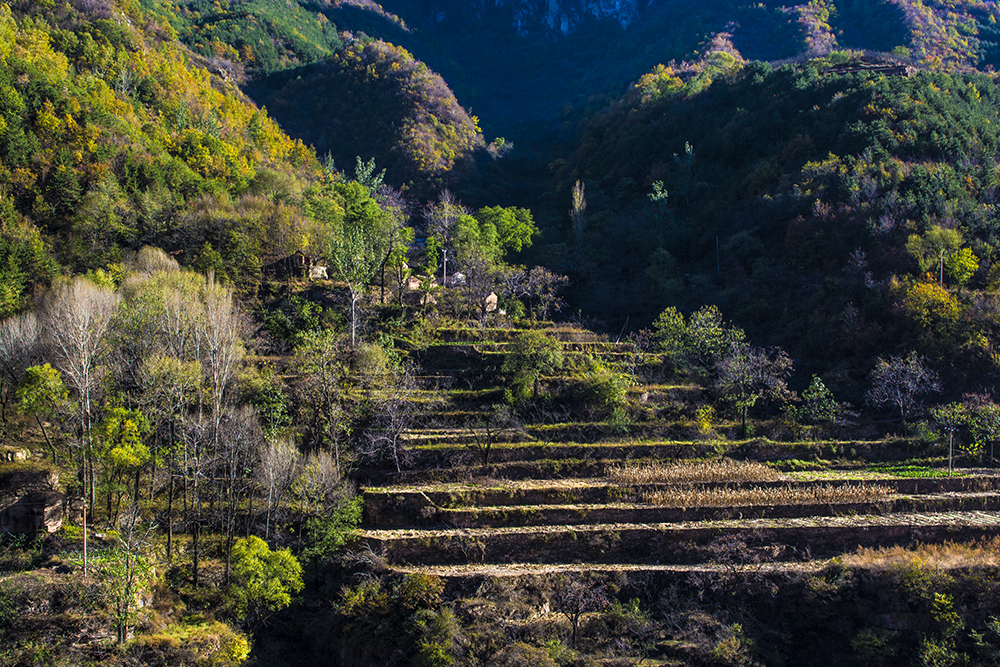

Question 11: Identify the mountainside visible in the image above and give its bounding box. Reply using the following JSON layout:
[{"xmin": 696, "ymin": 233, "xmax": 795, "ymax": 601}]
[
  {"xmin": 7, "ymin": 2, "xmax": 1000, "ymax": 667},
  {"xmin": 301, "ymin": 0, "xmax": 998, "ymax": 146},
  {"xmin": 0, "ymin": 0, "xmax": 320, "ymax": 294},
  {"xmin": 418, "ymin": 0, "xmax": 651, "ymax": 34},
  {"xmin": 248, "ymin": 39, "xmax": 484, "ymax": 195},
  {"xmin": 539, "ymin": 53, "xmax": 1000, "ymax": 402}
]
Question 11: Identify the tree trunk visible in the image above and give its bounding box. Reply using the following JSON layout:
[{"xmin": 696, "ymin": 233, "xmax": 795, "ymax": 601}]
[
  {"xmin": 350, "ymin": 290, "xmax": 359, "ymax": 348},
  {"xmin": 82, "ymin": 491, "xmax": 88, "ymax": 575},
  {"xmin": 192, "ymin": 518, "xmax": 200, "ymax": 587},
  {"xmin": 0, "ymin": 390, "xmax": 8, "ymax": 440},
  {"xmin": 88, "ymin": 456, "xmax": 96, "ymax": 520},
  {"xmin": 246, "ymin": 485, "xmax": 254, "ymax": 538},
  {"xmin": 379, "ymin": 256, "xmax": 389, "ymax": 305},
  {"xmin": 149, "ymin": 431, "xmax": 158, "ymax": 502},
  {"xmin": 35, "ymin": 415, "xmax": 58, "ymax": 464},
  {"xmin": 266, "ymin": 483, "xmax": 274, "ymax": 541},
  {"xmin": 166, "ymin": 474, "xmax": 174, "ymax": 562},
  {"xmin": 133, "ymin": 468, "xmax": 141, "ymax": 510},
  {"xmin": 192, "ymin": 461, "xmax": 201, "ymax": 586}
]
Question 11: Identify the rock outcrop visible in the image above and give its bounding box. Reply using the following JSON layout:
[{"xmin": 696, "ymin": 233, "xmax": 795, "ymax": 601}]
[{"xmin": 0, "ymin": 463, "xmax": 66, "ymax": 534}]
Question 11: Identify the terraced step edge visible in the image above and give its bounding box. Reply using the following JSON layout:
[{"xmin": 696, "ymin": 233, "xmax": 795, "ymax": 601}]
[
  {"xmin": 354, "ymin": 511, "xmax": 1000, "ymax": 566},
  {"xmin": 372, "ymin": 495, "xmax": 1000, "ymax": 529},
  {"xmin": 362, "ymin": 475, "xmax": 1000, "ymax": 526}
]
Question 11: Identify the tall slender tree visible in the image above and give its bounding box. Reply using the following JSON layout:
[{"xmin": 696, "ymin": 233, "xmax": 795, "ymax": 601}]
[
  {"xmin": 43, "ymin": 277, "xmax": 119, "ymax": 574},
  {"xmin": 570, "ymin": 180, "xmax": 586, "ymax": 246}
]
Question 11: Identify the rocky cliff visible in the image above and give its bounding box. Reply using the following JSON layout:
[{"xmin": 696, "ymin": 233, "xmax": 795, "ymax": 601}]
[{"xmin": 411, "ymin": 0, "xmax": 655, "ymax": 35}]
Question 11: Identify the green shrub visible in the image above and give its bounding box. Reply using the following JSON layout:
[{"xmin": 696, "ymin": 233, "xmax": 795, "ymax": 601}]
[
  {"xmin": 851, "ymin": 628, "xmax": 899, "ymax": 665},
  {"xmin": 710, "ymin": 623, "xmax": 756, "ymax": 666},
  {"xmin": 696, "ymin": 405, "xmax": 716, "ymax": 434},
  {"xmin": 918, "ymin": 638, "xmax": 960, "ymax": 667},
  {"xmin": 0, "ymin": 534, "xmax": 42, "ymax": 573},
  {"xmin": 578, "ymin": 359, "xmax": 633, "ymax": 417}
]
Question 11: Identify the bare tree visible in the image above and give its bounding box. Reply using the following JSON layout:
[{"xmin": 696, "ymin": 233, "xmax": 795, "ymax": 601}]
[
  {"xmin": 714, "ymin": 343, "xmax": 794, "ymax": 437},
  {"xmin": 200, "ymin": 274, "xmax": 245, "ymax": 452},
  {"xmin": 43, "ymin": 277, "xmax": 119, "ymax": 574},
  {"xmin": 865, "ymin": 351, "xmax": 942, "ymax": 422},
  {"xmin": 44, "ymin": 278, "xmax": 120, "ymax": 501},
  {"xmin": 466, "ymin": 403, "xmax": 519, "ymax": 467},
  {"xmin": 292, "ymin": 330, "xmax": 351, "ymax": 473},
  {"xmin": 138, "ymin": 354, "xmax": 200, "ymax": 561},
  {"xmin": 180, "ymin": 415, "xmax": 213, "ymax": 586},
  {"xmin": 218, "ymin": 405, "xmax": 263, "ymax": 581},
  {"xmin": 362, "ymin": 367, "xmax": 420, "ymax": 472},
  {"xmin": 524, "ymin": 266, "xmax": 569, "ymax": 321},
  {"xmin": 136, "ymin": 270, "xmax": 208, "ymax": 565},
  {"xmin": 460, "ymin": 251, "xmax": 501, "ymax": 329},
  {"xmin": 552, "ymin": 576, "xmax": 609, "ymax": 647},
  {"xmin": 498, "ymin": 266, "xmax": 569, "ymax": 320},
  {"xmin": 0, "ymin": 312, "xmax": 41, "ymax": 435},
  {"xmin": 424, "ymin": 189, "xmax": 468, "ymax": 250},
  {"xmin": 166, "ymin": 274, "xmax": 246, "ymax": 586},
  {"xmin": 258, "ymin": 435, "xmax": 301, "ymax": 540},
  {"xmin": 291, "ymin": 449, "xmax": 344, "ymax": 516},
  {"xmin": 157, "ymin": 271, "xmax": 205, "ymax": 360},
  {"xmin": 108, "ymin": 273, "xmax": 169, "ymax": 402},
  {"xmin": 372, "ymin": 187, "xmax": 413, "ymax": 304}
]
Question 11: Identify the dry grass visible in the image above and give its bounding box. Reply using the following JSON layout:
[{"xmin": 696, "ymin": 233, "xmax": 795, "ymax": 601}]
[
  {"xmin": 640, "ymin": 483, "xmax": 893, "ymax": 507},
  {"xmin": 840, "ymin": 537, "xmax": 1000, "ymax": 570},
  {"xmin": 607, "ymin": 458, "xmax": 783, "ymax": 485}
]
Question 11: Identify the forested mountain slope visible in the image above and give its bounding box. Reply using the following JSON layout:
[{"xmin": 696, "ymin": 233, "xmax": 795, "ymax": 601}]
[
  {"xmin": 544, "ymin": 51, "xmax": 1000, "ymax": 403},
  {"xmin": 0, "ymin": 0, "xmax": 320, "ymax": 298},
  {"xmin": 247, "ymin": 39, "xmax": 485, "ymax": 196},
  {"xmin": 345, "ymin": 0, "xmax": 998, "ymax": 136}
]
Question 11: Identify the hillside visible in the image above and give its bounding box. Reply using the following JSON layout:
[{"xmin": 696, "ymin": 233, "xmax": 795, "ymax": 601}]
[
  {"xmin": 315, "ymin": 0, "xmax": 998, "ymax": 136},
  {"xmin": 531, "ymin": 53, "xmax": 1000, "ymax": 406},
  {"xmin": 6, "ymin": 303, "xmax": 1000, "ymax": 666},
  {"xmin": 5, "ymin": 0, "xmax": 1000, "ymax": 666},
  {"xmin": 0, "ymin": 0, "xmax": 321, "ymax": 296},
  {"xmin": 248, "ymin": 39, "xmax": 485, "ymax": 195}
]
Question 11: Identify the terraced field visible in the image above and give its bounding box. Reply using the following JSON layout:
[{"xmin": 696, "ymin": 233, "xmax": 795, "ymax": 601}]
[
  {"xmin": 348, "ymin": 325, "xmax": 1000, "ymax": 592},
  {"xmin": 359, "ymin": 459, "xmax": 1000, "ymax": 573}
]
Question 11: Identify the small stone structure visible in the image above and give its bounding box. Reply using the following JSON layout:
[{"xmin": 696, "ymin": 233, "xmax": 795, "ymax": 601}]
[
  {"xmin": 402, "ymin": 275, "xmax": 437, "ymax": 308},
  {"xmin": 0, "ymin": 464, "xmax": 66, "ymax": 534},
  {"xmin": 1, "ymin": 446, "xmax": 28, "ymax": 462},
  {"xmin": 263, "ymin": 251, "xmax": 328, "ymax": 281}
]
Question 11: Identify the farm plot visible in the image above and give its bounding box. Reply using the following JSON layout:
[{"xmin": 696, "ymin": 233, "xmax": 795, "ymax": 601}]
[
  {"xmin": 356, "ymin": 331, "xmax": 1000, "ymax": 581},
  {"xmin": 358, "ymin": 455, "xmax": 1000, "ymax": 574}
]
